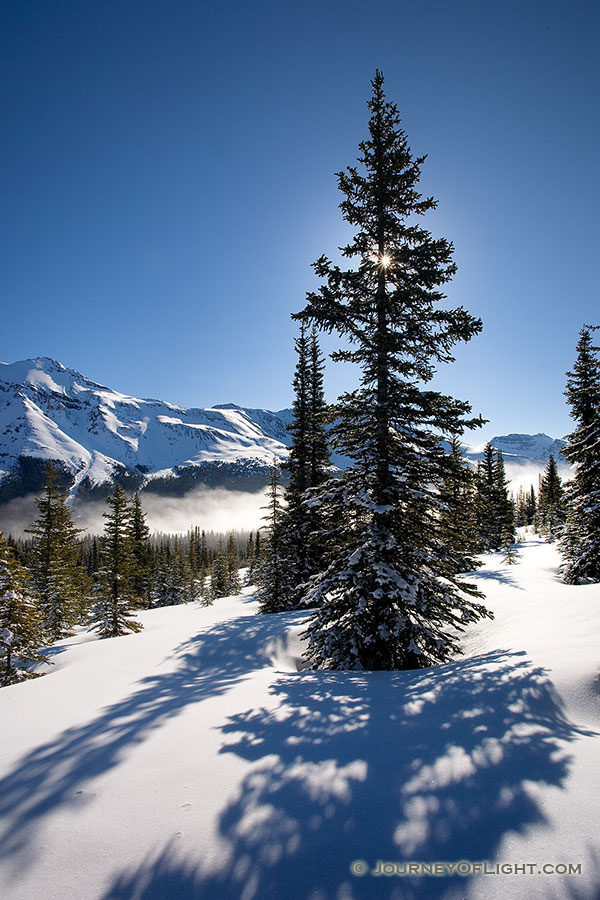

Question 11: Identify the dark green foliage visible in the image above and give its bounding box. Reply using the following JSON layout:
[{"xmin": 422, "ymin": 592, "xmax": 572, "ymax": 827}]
[
  {"xmin": 210, "ymin": 539, "xmax": 230, "ymax": 600},
  {"xmin": 0, "ymin": 533, "xmax": 47, "ymax": 685},
  {"xmin": 437, "ymin": 437, "xmax": 481, "ymax": 575},
  {"xmin": 560, "ymin": 326, "xmax": 600, "ymax": 583},
  {"xmin": 475, "ymin": 445, "xmax": 515, "ymax": 550},
  {"xmin": 292, "ymin": 71, "xmax": 490, "ymax": 669},
  {"xmin": 255, "ymin": 463, "xmax": 295, "ymax": 613},
  {"xmin": 226, "ymin": 533, "xmax": 241, "ymax": 595},
  {"xmin": 276, "ymin": 325, "xmax": 331, "ymax": 608},
  {"xmin": 90, "ymin": 484, "xmax": 142, "ymax": 638},
  {"xmin": 26, "ymin": 464, "xmax": 90, "ymax": 640},
  {"xmin": 129, "ymin": 493, "xmax": 152, "ymax": 607},
  {"xmin": 536, "ymin": 456, "xmax": 566, "ymax": 541}
]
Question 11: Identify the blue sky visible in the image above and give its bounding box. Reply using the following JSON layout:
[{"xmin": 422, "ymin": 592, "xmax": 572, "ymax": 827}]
[{"xmin": 1, "ymin": 0, "xmax": 598, "ymax": 442}]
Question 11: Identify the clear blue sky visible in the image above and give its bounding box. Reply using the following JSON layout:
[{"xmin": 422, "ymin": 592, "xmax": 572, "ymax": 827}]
[{"xmin": 1, "ymin": 0, "xmax": 598, "ymax": 442}]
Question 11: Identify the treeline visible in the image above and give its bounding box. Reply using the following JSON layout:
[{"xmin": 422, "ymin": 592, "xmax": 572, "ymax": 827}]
[{"xmin": 0, "ymin": 468, "xmax": 258, "ymax": 685}]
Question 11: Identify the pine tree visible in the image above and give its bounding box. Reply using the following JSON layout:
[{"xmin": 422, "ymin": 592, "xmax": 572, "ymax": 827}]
[
  {"xmin": 226, "ymin": 533, "xmax": 241, "ymax": 595},
  {"xmin": 0, "ymin": 534, "xmax": 46, "ymax": 685},
  {"xmin": 475, "ymin": 445, "xmax": 514, "ymax": 550},
  {"xmin": 437, "ymin": 437, "xmax": 481, "ymax": 574},
  {"xmin": 560, "ymin": 326, "xmax": 600, "ymax": 583},
  {"xmin": 501, "ymin": 529, "xmax": 521, "ymax": 565},
  {"xmin": 494, "ymin": 452, "xmax": 515, "ymax": 546},
  {"xmin": 537, "ymin": 455, "xmax": 566, "ymax": 541},
  {"xmin": 91, "ymin": 484, "xmax": 142, "ymax": 637},
  {"xmin": 129, "ymin": 493, "xmax": 152, "ymax": 607},
  {"xmin": 292, "ymin": 72, "xmax": 490, "ymax": 669},
  {"xmin": 26, "ymin": 463, "xmax": 89, "ymax": 640},
  {"xmin": 210, "ymin": 539, "xmax": 230, "ymax": 600},
  {"xmin": 255, "ymin": 462, "xmax": 295, "ymax": 613},
  {"xmin": 280, "ymin": 325, "xmax": 330, "ymax": 604}
]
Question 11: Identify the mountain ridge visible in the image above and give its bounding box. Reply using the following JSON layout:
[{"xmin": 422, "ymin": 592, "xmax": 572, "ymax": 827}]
[{"xmin": 0, "ymin": 357, "xmax": 569, "ymax": 504}]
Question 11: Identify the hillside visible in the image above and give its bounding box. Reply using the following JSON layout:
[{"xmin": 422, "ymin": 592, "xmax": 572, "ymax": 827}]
[{"xmin": 0, "ymin": 536, "xmax": 598, "ymax": 900}]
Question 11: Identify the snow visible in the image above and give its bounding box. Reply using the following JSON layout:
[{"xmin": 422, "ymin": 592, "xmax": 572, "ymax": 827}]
[
  {"xmin": 0, "ymin": 358, "xmax": 292, "ymax": 490},
  {"xmin": 0, "ymin": 544, "xmax": 598, "ymax": 899},
  {"xmin": 0, "ymin": 358, "xmax": 571, "ymax": 497}
]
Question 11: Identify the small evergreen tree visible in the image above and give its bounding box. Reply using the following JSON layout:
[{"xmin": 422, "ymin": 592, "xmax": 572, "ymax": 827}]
[
  {"xmin": 226, "ymin": 533, "xmax": 241, "ymax": 594},
  {"xmin": 0, "ymin": 534, "xmax": 47, "ymax": 685},
  {"xmin": 27, "ymin": 464, "xmax": 89, "ymax": 640},
  {"xmin": 210, "ymin": 539, "xmax": 230, "ymax": 600},
  {"xmin": 501, "ymin": 529, "xmax": 521, "ymax": 565},
  {"xmin": 560, "ymin": 326, "xmax": 600, "ymax": 583},
  {"xmin": 91, "ymin": 484, "xmax": 142, "ymax": 637}
]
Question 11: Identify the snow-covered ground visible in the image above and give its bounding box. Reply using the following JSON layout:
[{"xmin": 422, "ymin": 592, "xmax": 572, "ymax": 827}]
[{"xmin": 0, "ymin": 537, "xmax": 598, "ymax": 900}]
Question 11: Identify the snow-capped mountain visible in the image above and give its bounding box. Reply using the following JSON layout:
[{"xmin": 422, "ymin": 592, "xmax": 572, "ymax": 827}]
[
  {"xmin": 466, "ymin": 432, "xmax": 567, "ymax": 465},
  {"xmin": 0, "ymin": 356, "xmax": 569, "ymax": 503},
  {"xmin": 0, "ymin": 357, "xmax": 292, "ymax": 501}
]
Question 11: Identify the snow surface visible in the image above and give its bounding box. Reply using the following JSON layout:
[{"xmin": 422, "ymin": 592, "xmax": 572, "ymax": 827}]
[{"xmin": 0, "ymin": 537, "xmax": 598, "ymax": 900}]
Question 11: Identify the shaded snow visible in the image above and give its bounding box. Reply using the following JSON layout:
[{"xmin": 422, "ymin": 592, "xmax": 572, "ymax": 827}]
[{"xmin": 0, "ymin": 537, "xmax": 598, "ymax": 899}]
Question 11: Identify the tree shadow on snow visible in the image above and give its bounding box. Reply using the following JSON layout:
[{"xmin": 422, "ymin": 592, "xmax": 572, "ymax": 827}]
[
  {"xmin": 101, "ymin": 650, "xmax": 597, "ymax": 900},
  {"xmin": 0, "ymin": 611, "xmax": 293, "ymax": 874},
  {"xmin": 472, "ymin": 568, "xmax": 524, "ymax": 589}
]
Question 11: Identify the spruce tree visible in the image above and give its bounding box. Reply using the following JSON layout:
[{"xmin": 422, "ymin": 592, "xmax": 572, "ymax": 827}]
[
  {"xmin": 210, "ymin": 539, "xmax": 230, "ymax": 600},
  {"xmin": 91, "ymin": 484, "xmax": 142, "ymax": 637},
  {"xmin": 475, "ymin": 445, "xmax": 514, "ymax": 550},
  {"xmin": 27, "ymin": 463, "xmax": 89, "ymax": 640},
  {"xmin": 280, "ymin": 325, "xmax": 330, "ymax": 604},
  {"xmin": 560, "ymin": 326, "xmax": 600, "ymax": 583},
  {"xmin": 226, "ymin": 533, "xmax": 241, "ymax": 594},
  {"xmin": 493, "ymin": 452, "xmax": 515, "ymax": 546},
  {"xmin": 292, "ymin": 71, "xmax": 490, "ymax": 669},
  {"xmin": 437, "ymin": 437, "xmax": 481, "ymax": 574},
  {"xmin": 129, "ymin": 494, "xmax": 152, "ymax": 607},
  {"xmin": 537, "ymin": 455, "xmax": 566, "ymax": 541},
  {"xmin": 0, "ymin": 534, "xmax": 46, "ymax": 685},
  {"xmin": 255, "ymin": 462, "xmax": 295, "ymax": 613}
]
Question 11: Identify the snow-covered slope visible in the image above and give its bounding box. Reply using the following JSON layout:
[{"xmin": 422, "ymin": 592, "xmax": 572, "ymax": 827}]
[
  {"xmin": 0, "ymin": 358, "xmax": 291, "ymax": 496},
  {"xmin": 0, "ymin": 538, "xmax": 598, "ymax": 900}
]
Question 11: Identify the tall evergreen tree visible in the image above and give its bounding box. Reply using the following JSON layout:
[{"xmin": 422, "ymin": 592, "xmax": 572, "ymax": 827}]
[
  {"xmin": 475, "ymin": 444, "xmax": 514, "ymax": 550},
  {"xmin": 210, "ymin": 538, "xmax": 230, "ymax": 600},
  {"xmin": 0, "ymin": 534, "xmax": 46, "ymax": 685},
  {"xmin": 292, "ymin": 72, "xmax": 490, "ymax": 669},
  {"xmin": 129, "ymin": 493, "xmax": 152, "ymax": 607},
  {"xmin": 91, "ymin": 484, "xmax": 142, "ymax": 637},
  {"xmin": 560, "ymin": 326, "xmax": 600, "ymax": 583},
  {"xmin": 493, "ymin": 452, "xmax": 515, "ymax": 546},
  {"xmin": 537, "ymin": 455, "xmax": 566, "ymax": 541},
  {"xmin": 26, "ymin": 463, "xmax": 89, "ymax": 640},
  {"xmin": 437, "ymin": 437, "xmax": 480, "ymax": 574},
  {"xmin": 255, "ymin": 462, "xmax": 295, "ymax": 613},
  {"xmin": 279, "ymin": 325, "xmax": 331, "ymax": 605},
  {"xmin": 226, "ymin": 533, "xmax": 242, "ymax": 594}
]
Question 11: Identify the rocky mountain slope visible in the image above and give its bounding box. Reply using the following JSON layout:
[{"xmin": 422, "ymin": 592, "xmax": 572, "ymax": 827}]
[{"xmin": 0, "ymin": 357, "xmax": 569, "ymax": 503}]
